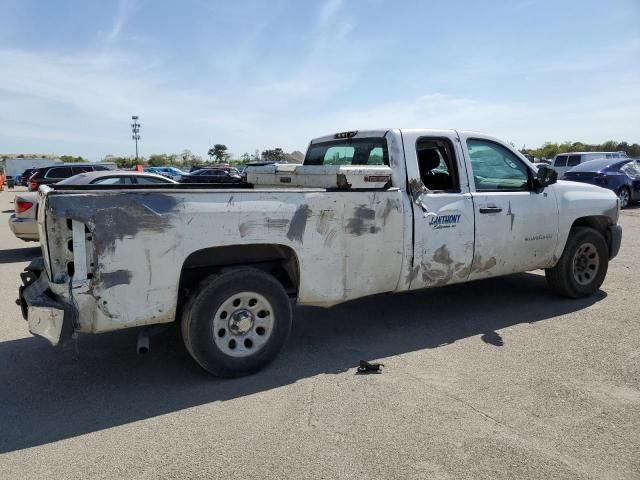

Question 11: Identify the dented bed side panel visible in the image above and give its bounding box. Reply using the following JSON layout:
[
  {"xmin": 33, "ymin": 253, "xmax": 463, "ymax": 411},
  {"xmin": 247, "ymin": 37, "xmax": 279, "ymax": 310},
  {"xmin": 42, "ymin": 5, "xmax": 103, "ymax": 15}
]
[{"xmin": 44, "ymin": 188, "xmax": 407, "ymax": 333}]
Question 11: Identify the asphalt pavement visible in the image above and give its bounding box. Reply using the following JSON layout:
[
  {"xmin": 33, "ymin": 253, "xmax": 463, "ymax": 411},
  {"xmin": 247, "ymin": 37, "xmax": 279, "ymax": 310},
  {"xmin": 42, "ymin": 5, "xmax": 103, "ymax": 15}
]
[{"xmin": 0, "ymin": 187, "xmax": 638, "ymax": 479}]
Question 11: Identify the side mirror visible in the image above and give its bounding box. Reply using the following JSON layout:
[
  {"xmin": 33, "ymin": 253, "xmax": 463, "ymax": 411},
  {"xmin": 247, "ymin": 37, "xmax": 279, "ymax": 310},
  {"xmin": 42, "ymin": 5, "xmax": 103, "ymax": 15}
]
[{"xmin": 534, "ymin": 165, "xmax": 557, "ymax": 191}]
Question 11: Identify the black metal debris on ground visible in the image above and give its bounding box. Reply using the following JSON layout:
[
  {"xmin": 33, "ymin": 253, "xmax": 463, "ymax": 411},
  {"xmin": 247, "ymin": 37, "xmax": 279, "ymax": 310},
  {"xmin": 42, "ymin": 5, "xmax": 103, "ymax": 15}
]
[{"xmin": 357, "ymin": 360, "xmax": 384, "ymax": 374}]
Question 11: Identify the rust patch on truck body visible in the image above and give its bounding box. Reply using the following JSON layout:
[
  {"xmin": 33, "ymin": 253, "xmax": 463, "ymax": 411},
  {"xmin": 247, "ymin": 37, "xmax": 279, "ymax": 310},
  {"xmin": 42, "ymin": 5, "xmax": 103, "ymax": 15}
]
[
  {"xmin": 101, "ymin": 269, "xmax": 133, "ymax": 289},
  {"xmin": 239, "ymin": 218, "xmax": 289, "ymax": 237},
  {"xmin": 381, "ymin": 198, "xmax": 402, "ymax": 225},
  {"xmin": 48, "ymin": 193, "xmax": 180, "ymax": 255},
  {"xmin": 286, "ymin": 204, "xmax": 311, "ymax": 242},
  {"xmin": 346, "ymin": 206, "xmax": 380, "ymax": 236}
]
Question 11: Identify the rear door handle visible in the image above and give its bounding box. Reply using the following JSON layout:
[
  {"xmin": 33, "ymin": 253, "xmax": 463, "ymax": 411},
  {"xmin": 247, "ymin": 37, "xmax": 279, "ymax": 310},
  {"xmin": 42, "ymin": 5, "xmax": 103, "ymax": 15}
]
[{"xmin": 479, "ymin": 206, "xmax": 502, "ymax": 214}]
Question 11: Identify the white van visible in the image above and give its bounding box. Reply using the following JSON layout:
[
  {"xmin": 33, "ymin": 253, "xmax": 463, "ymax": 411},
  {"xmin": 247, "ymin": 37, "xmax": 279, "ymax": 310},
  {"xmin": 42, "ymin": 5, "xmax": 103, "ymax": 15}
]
[{"xmin": 552, "ymin": 151, "xmax": 628, "ymax": 177}]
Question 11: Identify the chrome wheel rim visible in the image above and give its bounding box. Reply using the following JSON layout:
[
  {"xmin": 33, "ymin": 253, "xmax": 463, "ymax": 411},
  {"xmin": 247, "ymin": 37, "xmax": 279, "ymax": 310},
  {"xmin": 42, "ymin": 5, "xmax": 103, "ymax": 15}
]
[
  {"xmin": 572, "ymin": 242, "xmax": 599, "ymax": 286},
  {"xmin": 618, "ymin": 189, "xmax": 629, "ymax": 208},
  {"xmin": 212, "ymin": 292, "xmax": 274, "ymax": 357}
]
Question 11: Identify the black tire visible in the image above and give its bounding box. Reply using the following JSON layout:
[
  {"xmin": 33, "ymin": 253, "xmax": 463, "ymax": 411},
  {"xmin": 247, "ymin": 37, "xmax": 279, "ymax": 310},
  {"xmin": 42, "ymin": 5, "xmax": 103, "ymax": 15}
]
[
  {"xmin": 618, "ymin": 186, "xmax": 630, "ymax": 209},
  {"xmin": 181, "ymin": 267, "xmax": 292, "ymax": 377},
  {"xmin": 545, "ymin": 227, "xmax": 608, "ymax": 298}
]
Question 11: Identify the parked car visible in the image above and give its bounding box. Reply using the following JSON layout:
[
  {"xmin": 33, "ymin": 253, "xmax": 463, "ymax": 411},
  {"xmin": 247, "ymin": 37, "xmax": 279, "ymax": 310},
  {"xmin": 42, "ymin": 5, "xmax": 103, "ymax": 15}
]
[
  {"xmin": 7, "ymin": 192, "xmax": 40, "ymax": 241},
  {"xmin": 189, "ymin": 165, "xmax": 242, "ymax": 175},
  {"xmin": 144, "ymin": 166, "xmax": 186, "ymax": 181},
  {"xmin": 179, "ymin": 168, "xmax": 242, "ymax": 184},
  {"xmin": 9, "ymin": 171, "xmax": 176, "ymax": 241},
  {"xmin": 19, "ymin": 168, "xmax": 36, "ymax": 186},
  {"xmin": 562, "ymin": 158, "xmax": 640, "ymax": 208},
  {"xmin": 551, "ymin": 151, "xmax": 629, "ymax": 177},
  {"xmin": 18, "ymin": 129, "xmax": 621, "ymax": 378},
  {"xmin": 27, "ymin": 164, "xmax": 113, "ymax": 191}
]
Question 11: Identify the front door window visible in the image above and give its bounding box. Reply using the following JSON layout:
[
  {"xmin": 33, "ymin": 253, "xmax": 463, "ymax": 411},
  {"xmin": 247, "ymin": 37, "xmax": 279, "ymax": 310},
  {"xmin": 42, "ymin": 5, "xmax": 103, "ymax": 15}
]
[{"xmin": 467, "ymin": 139, "xmax": 529, "ymax": 191}]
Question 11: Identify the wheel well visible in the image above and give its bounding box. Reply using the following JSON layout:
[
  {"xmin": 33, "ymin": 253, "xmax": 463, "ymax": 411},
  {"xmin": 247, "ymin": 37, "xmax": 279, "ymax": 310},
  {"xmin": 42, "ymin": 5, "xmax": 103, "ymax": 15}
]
[
  {"xmin": 570, "ymin": 215, "xmax": 611, "ymax": 246},
  {"xmin": 177, "ymin": 244, "xmax": 300, "ymax": 306}
]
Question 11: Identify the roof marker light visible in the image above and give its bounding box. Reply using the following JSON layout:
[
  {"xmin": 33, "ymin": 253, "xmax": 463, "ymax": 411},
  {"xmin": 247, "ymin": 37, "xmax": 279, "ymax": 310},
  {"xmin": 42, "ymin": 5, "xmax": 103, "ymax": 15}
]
[{"xmin": 334, "ymin": 131, "xmax": 358, "ymax": 139}]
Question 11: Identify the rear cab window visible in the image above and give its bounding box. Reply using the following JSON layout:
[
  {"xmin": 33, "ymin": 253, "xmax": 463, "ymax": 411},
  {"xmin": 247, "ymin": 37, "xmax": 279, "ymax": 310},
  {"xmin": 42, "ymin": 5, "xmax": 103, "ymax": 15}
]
[{"xmin": 305, "ymin": 138, "xmax": 389, "ymax": 166}]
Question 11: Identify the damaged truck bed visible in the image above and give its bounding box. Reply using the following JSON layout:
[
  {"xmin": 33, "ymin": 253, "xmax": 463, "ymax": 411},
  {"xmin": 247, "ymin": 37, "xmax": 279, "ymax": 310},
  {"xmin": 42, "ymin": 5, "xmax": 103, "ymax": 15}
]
[{"xmin": 18, "ymin": 129, "xmax": 622, "ymax": 377}]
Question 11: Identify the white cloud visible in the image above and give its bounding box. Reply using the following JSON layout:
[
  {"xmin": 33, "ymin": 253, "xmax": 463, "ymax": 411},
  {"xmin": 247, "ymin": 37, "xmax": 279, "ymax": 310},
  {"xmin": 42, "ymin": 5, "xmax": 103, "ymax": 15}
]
[
  {"xmin": 0, "ymin": 5, "xmax": 638, "ymax": 161},
  {"xmin": 318, "ymin": 0, "xmax": 344, "ymax": 26},
  {"xmin": 104, "ymin": 0, "xmax": 133, "ymax": 43}
]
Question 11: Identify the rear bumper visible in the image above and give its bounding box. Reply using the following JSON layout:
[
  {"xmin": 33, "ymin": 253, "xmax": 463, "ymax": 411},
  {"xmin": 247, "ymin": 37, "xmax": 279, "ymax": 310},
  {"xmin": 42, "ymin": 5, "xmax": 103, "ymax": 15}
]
[
  {"xmin": 8, "ymin": 214, "xmax": 39, "ymax": 241},
  {"xmin": 18, "ymin": 258, "xmax": 75, "ymax": 346},
  {"xmin": 608, "ymin": 224, "xmax": 622, "ymax": 260}
]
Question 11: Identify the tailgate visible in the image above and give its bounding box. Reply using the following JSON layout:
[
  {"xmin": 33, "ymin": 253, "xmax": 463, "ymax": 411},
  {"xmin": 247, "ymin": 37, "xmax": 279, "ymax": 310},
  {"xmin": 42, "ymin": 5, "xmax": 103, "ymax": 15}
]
[{"xmin": 36, "ymin": 186, "xmax": 52, "ymax": 280}]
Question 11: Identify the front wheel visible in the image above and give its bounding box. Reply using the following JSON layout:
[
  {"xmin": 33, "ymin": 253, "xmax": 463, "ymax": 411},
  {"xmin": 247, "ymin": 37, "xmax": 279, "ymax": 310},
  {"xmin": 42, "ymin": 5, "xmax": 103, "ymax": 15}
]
[
  {"xmin": 618, "ymin": 186, "xmax": 630, "ymax": 209},
  {"xmin": 545, "ymin": 227, "xmax": 608, "ymax": 298},
  {"xmin": 181, "ymin": 268, "xmax": 293, "ymax": 377}
]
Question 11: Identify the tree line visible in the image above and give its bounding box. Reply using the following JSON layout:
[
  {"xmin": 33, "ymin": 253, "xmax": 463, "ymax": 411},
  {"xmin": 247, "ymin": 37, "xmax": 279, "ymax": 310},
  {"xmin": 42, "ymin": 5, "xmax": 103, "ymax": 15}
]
[
  {"xmin": 0, "ymin": 154, "xmax": 87, "ymax": 162},
  {"xmin": 4, "ymin": 139, "xmax": 639, "ymax": 169},
  {"xmin": 522, "ymin": 140, "xmax": 640, "ymax": 160},
  {"xmin": 104, "ymin": 146, "xmax": 305, "ymax": 169}
]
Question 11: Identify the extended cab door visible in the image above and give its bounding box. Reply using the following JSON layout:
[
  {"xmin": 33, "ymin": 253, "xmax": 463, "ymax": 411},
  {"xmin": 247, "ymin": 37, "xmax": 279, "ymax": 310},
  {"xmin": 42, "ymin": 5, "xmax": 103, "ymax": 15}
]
[
  {"xmin": 401, "ymin": 130, "xmax": 475, "ymax": 289},
  {"xmin": 458, "ymin": 133, "xmax": 559, "ymax": 280}
]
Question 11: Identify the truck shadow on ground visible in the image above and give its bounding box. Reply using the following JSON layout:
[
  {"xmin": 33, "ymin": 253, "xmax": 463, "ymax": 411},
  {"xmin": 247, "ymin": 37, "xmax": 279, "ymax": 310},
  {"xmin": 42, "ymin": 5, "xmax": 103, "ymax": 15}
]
[
  {"xmin": 0, "ymin": 247, "xmax": 41, "ymax": 265},
  {"xmin": 0, "ymin": 272, "xmax": 605, "ymax": 453}
]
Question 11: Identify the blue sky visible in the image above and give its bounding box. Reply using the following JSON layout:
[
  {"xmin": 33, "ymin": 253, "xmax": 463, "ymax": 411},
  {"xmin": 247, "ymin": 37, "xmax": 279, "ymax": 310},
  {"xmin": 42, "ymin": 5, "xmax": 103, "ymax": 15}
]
[{"xmin": 0, "ymin": 0, "xmax": 638, "ymax": 160}]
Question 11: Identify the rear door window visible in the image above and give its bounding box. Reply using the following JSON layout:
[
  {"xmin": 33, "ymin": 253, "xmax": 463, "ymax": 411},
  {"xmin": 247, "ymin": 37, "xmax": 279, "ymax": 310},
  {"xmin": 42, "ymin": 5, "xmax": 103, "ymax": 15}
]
[
  {"xmin": 567, "ymin": 155, "xmax": 581, "ymax": 167},
  {"xmin": 71, "ymin": 166, "xmax": 91, "ymax": 175},
  {"xmin": 136, "ymin": 176, "xmax": 171, "ymax": 184},
  {"xmin": 621, "ymin": 162, "xmax": 640, "ymax": 178},
  {"xmin": 45, "ymin": 167, "xmax": 73, "ymax": 179},
  {"xmin": 92, "ymin": 176, "xmax": 133, "ymax": 185},
  {"xmin": 554, "ymin": 155, "xmax": 568, "ymax": 167}
]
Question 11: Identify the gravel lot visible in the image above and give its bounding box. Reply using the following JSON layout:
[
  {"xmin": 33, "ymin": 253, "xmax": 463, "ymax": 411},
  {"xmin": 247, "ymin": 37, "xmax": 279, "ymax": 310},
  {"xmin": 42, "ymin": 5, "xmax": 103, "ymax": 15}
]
[{"xmin": 0, "ymin": 187, "xmax": 638, "ymax": 479}]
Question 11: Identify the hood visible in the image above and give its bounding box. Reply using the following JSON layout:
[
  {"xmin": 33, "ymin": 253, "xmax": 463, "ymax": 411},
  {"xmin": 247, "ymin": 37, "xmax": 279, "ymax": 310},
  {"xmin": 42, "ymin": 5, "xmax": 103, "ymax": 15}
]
[{"xmin": 554, "ymin": 179, "xmax": 619, "ymax": 223}]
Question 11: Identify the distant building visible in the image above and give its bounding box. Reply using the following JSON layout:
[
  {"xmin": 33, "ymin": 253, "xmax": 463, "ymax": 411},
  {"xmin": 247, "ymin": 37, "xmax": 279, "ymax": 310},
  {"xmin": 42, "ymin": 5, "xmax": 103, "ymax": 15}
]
[{"xmin": 1, "ymin": 157, "xmax": 62, "ymax": 179}]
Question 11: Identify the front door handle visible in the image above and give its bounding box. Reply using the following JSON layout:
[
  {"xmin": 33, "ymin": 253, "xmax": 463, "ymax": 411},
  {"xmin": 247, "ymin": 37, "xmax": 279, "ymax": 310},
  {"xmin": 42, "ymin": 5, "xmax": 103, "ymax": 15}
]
[{"xmin": 479, "ymin": 206, "xmax": 502, "ymax": 214}]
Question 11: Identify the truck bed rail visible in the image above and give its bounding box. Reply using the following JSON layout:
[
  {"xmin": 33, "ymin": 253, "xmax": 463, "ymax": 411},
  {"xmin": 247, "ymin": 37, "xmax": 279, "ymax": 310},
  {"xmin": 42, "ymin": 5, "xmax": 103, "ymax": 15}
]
[{"xmin": 48, "ymin": 182, "xmax": 254, "ymax": 191}]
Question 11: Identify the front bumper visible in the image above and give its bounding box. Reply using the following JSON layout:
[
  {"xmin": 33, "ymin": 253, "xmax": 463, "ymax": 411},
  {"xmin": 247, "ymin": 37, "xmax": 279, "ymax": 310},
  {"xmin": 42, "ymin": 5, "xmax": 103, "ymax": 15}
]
[
  {"xmin": 8, "ymin": 214, "xmax": 39, "ymax": 241},
  {"xmin": 18, "ymin": 258, "xmax": 74, "ymax": 346},
  {"xmin": 608, "ymin": 224, "xmax": 622, "ymax": 260}
]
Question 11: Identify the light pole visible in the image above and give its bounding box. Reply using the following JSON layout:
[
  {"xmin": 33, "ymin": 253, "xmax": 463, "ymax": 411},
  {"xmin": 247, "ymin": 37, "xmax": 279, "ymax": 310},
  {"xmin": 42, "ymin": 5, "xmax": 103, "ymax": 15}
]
[{"xmin": 131, "ymin": 116, "xmax": 141, "ymax": 162}]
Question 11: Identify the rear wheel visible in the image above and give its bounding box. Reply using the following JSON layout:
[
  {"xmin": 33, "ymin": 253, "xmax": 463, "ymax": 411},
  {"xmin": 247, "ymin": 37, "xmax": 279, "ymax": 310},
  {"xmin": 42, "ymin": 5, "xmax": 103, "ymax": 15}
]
[
  {"xmin": 181, "ymin": 268, "xmax": 292, "ymax": 377},
  {"xmin": 545, "ymin": 227, "xmax": 608, "ymax": 298},
  {"xmin": 618, "ymin": 186, "xmax": 630, "ymax": 209}
]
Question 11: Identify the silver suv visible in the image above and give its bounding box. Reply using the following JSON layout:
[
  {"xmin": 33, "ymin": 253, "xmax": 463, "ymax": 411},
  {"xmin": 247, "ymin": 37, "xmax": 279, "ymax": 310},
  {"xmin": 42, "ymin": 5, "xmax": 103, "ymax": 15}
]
[{"xmin": 551, "ymin": 151, "xmax": 628, "ymax": 177}]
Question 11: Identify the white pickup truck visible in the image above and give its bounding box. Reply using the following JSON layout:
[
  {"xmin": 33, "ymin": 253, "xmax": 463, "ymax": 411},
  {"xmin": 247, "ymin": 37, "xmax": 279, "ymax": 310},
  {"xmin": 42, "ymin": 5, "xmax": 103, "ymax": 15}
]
[{"xmin": 18, "ymin": 129, "xmax": 622, "ymax": 377}]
